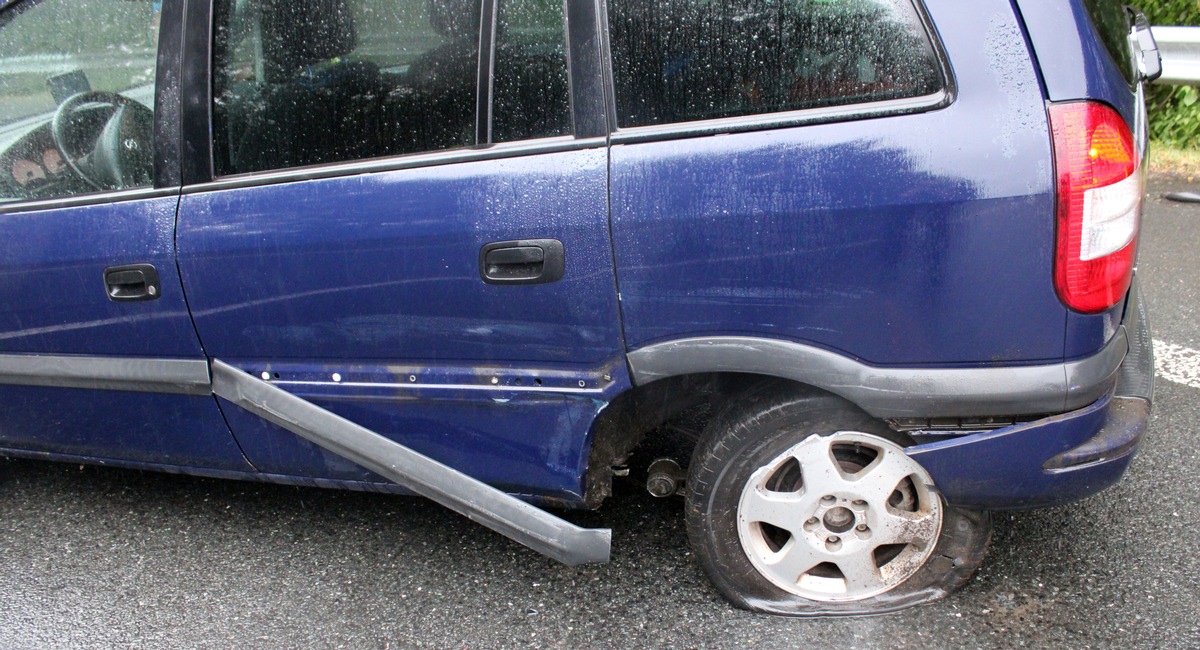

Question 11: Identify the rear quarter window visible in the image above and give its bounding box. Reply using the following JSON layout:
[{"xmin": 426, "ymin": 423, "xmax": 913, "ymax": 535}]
[
  {"xmin": 1082, "ymin": 0, "xmax": 1136, "ymax": 85},
  {"xmin": 607, "ymin": 0, "xmax": 946, "ymax": 129}
]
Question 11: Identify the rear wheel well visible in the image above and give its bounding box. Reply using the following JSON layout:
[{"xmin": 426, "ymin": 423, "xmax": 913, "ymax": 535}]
[{"xmin": 583, "ymin": 373, "xmax": 865, "ymax": 507}]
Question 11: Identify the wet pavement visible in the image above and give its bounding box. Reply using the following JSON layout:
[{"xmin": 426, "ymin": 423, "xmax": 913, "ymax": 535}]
[{"xmin": 1, "ymin": 174, "xmax": 1199, "ymax": 649}]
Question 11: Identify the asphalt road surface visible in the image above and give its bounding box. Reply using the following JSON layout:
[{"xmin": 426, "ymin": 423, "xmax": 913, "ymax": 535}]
[{"xmin": 2, "ymin": 174, "xmax": 1199, "ymax": 649}]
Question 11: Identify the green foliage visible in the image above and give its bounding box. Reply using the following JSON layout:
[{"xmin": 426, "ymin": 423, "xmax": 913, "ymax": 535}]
[
  {"xmin": 1138, "ymin": 0, "xmax": 1200, "ymax": 25},
  {"xmin": 1149, "ymin": 85, "xmax": 1200, "ymax": 147},
  {"xmin": 1141, "ymin": 0, "xmax": 1200, "ymax": 147}
]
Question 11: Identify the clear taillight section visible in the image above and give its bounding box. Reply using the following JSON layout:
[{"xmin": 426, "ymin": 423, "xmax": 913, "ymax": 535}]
[{"xmin": 1050, "ymin": 102, "xmax": 1142, "ymax": 314}]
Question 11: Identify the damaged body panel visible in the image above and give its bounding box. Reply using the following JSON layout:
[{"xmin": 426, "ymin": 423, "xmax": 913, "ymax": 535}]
[
  {"xmin": 211, "ymin": 356, "xmax": 630, "ymax": 503},
  {"xmin": 210, "ymin": 360, "xmax": 611, "ymax": 566}
]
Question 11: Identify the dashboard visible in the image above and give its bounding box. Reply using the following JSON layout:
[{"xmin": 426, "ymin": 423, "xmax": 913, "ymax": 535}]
[
  {"xmin": 0, "ymin": 89, "xmax": 155, "ymax": 204},
  {"xmin": 0, "ymin": 122, "xmax": 91, "ymax": 202}
]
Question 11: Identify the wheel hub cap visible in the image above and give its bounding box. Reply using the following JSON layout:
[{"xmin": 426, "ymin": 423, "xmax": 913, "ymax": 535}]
[{"xmin": 822, "ymin": 507, "xmax": 855, "ymax": 533}]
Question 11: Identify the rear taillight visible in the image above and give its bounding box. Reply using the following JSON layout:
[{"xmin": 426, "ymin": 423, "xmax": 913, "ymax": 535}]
[{"xmin": 1050, "ymin": 102, "xmax": 1142, "ymax": 314}]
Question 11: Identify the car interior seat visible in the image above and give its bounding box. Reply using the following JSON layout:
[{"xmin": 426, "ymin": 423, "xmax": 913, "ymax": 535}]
[
  {"xmin": 378, "ymin": 0, "xmax": 479, "ymax": 153},
  {"xmin": 219, "ymin": 0, "xmax": 384, "ymax": 174}
]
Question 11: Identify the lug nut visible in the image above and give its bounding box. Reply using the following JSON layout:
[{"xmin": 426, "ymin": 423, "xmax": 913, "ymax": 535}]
[
  {"xmin": 856, "ymin": 524, "xmax": 869, "ymax": 532},
  {"xmin": 821, "ymin": 495, "xmax": 836, "ymax": 504},
  {"xmin": 828, "ymin": 535, "xmax": 840, "ymax": 544}
]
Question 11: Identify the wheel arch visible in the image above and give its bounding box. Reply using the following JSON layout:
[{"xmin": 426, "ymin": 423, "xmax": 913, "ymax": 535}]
[
  {"xmin": 582, "ymin": 369, "xmax": 856, "ymax": 507},
  {"xmin": 624, "ymin": 335, "xmax": 1125, "ymax": 419}
]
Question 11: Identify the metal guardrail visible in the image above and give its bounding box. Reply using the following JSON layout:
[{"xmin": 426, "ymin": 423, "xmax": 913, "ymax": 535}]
[{"xmin": 1153, "ymin": 26, "xmax": 1200, "ymax": 85}]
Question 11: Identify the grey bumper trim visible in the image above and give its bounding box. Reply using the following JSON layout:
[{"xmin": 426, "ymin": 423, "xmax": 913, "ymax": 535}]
[
  {"xmin": 0, "ymin": 354, "xmax": 212, "ymax": 395},
  {"xmin": 627, "ymin": 330, "xmax": 1128, "ymax": 419},
  {"xmin": 210, "ymin": 360, "xmax": 611, "ymax": 567}
]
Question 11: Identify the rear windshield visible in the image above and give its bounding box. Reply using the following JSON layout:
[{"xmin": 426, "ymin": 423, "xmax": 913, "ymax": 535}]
[{"xmin": 607, "ymin": 0, "xmax": 946, "ymax": 129}]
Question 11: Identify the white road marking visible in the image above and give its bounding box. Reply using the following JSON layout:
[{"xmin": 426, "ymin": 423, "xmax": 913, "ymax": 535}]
[{"xmin": 1153, "ymin": 339, "xmax": 1200, "ymax": 389}]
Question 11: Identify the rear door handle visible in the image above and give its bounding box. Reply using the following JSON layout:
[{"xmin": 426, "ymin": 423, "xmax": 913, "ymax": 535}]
[
  {"xmin": 480, "ymin": 239, "xmax": 564, "ymax": 285},
  {"xmin": 104, "ymin": 263, "xmax": 161, "ymax": 301}
]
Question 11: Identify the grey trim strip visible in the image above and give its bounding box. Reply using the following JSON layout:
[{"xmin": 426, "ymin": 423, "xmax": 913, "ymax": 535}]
[
  {"xmin": 0, "ymin": 354, "xmax": 211, "ymax": 395},
  {"xmin": 626, "ymin": 332, "xmax": 1129, "ymax": 419},
  {"xmin": 183, "ymin": 136, "xmax": 605, "ymax": 194},
  {"xmin": 210, "ymin": 360, "xmax": 611, "ymax": 567},
  {"xmin": 0, "ymin": 187, "xmax": 180, "ymax": 215}
]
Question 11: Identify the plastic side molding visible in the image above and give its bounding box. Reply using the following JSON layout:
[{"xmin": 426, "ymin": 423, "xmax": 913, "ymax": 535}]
[
  {"xmin": 209, "ymin": 360, "xmax": 612, "ymax": 566},
  {"xmin": 627, "ymin": 331, "xmax": 1127, "ymax": 419},
  {"xmin": 0, "ymin": 354, "xmax": 211, "ymax": 395}
]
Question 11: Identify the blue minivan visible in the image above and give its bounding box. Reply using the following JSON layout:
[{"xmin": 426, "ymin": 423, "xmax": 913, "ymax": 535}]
[{"xmin": 0, "ymin": 0, "xmax": 1160, "ymax": 615}]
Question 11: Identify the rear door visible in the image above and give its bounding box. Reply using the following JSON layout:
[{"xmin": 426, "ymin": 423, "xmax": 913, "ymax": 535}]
[
  {"xmin": 0, "ymin": 0, "xmax": 249, "ymax": 470},
  {"xmin": 175, "ymin": 0, "xmax": 624, "ymax": 501}
]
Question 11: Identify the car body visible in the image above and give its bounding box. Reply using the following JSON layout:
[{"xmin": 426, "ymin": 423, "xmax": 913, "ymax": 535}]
[{"xmin": 0, "ymin": 0, "xmax": 1158, "ymax": 615}]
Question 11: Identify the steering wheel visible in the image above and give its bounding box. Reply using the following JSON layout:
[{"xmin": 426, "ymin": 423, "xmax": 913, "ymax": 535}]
[{"xmin": 50, "ymin": 91, "xmax": 154, "ymax": 191}]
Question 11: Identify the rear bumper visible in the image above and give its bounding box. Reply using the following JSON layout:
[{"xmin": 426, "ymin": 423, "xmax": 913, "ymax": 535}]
[{"xmin": 907, "ymin": 279, "xmax": 1153, "ymax": 510}]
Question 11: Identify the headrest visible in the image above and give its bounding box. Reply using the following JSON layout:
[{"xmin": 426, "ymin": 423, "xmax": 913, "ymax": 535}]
[
  {"xmin": 429, "ymin": 0, "xmax": 481, "ymax": 39},
  {"xmin": 262, "ymin": 0, "xmax": 357, "ymax": 80}
]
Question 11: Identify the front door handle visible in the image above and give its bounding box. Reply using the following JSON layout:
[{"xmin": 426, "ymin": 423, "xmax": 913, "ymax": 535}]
[
  {"xmin": 104, "ymin": 263, "xmax": 161, "ymax": 301},
  {"xmin": 480, "ymin": 239, "xmax": 565, "ymax": 285}
]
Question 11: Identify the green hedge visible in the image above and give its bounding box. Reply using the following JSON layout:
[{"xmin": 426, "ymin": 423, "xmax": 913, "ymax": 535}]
[{"xmin": 1142, "ymin": 0, "xmax": 1200, "ymax": 147}]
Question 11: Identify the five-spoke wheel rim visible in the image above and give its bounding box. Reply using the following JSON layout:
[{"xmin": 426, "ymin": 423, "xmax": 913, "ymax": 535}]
[{"xmin": 736, "ymin": 431, "xmax": 942, "ymax": 602}]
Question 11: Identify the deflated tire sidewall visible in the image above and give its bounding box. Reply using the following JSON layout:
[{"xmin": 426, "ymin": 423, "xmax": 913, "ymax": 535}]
[{"xmin": 684, "ymin": 385, "xmax": 991, "ymax": 616}]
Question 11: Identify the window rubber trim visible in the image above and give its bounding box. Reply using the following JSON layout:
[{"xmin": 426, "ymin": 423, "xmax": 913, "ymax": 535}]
[
  {"xmin": 153, "ymin": 0, "xmax": 184, "ymax": 188},
  {"xmin": 0, "ymin": 186, "xmax": 181, "ymax": 215},
  {"xmin": 179, "ymin": 0, "xmax": 215, "ymax": 186},
  {"xmin": 565, "ymin": 0, "xmax": 609, "ymax": 138},
  {"xmin": 180, "ymin": 136, "xmax": 605, "ymax": 194},
  {"xmin": 476, "ymin": 0, "xmax": 498, "ymax": 145}
]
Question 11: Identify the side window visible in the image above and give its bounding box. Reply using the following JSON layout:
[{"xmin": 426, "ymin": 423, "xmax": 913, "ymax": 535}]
[
  {"xmin": 212, "ymin": 0, "xmax": 482, "ymax": 176},
  {"xmin": 608, "ymin": 0, "xmax": 945, "ymax": 129},
  {"xmin": 493, "ymin": 0, "xmax": 571, "ymax": 142},
  {"xmin": 1082, "ymin": 0, "xmax": 1136, "ymax": 85},
  {"xmin": 0, "ymin": 0, "xmax": 160, "ymax": 203}
]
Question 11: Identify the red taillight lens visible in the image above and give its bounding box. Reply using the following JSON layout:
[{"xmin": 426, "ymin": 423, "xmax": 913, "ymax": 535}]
[{"xmin": 1050, "ymin": 102, "xmax": 1142, "ymax": 314}]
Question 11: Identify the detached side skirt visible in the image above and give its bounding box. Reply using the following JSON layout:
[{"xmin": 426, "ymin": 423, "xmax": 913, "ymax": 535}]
[{"xmin": 210, "ymin": 360, "xmax": 611, "ymax": 566}]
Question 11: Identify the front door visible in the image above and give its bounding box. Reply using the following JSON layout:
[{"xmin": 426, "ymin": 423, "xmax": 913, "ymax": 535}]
[
  {"xmin": 0, "ymin": 0, "xmax": 250, "ymax": 470},
  {"xmin": 176, "ymin": 0, "xmax": 624, "ymax": 502}
]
